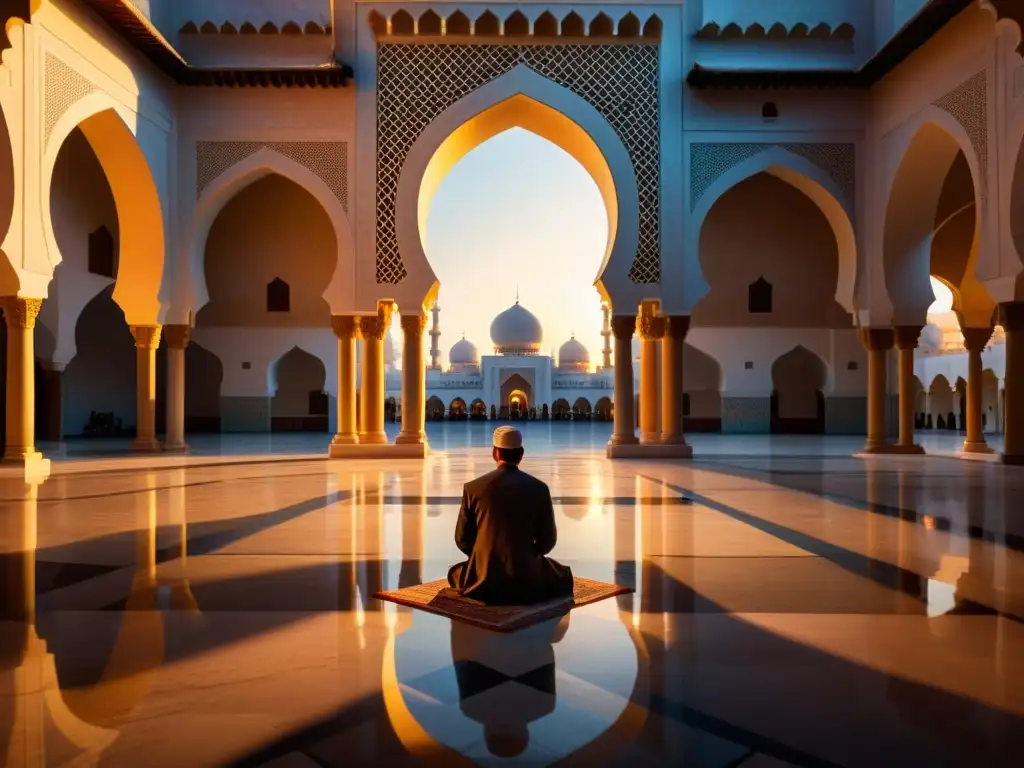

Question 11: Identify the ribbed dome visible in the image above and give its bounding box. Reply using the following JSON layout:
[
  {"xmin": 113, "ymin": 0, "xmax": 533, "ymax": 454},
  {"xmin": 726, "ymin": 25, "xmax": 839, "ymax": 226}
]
[
  {"xmin": 490, "ymin": 301, "xmax": 543, "ymax": 355},
  {"xmin": 919, "ymin": 323, "xmax": 943, "ymax": 351},
  {"xmin": 449, "ymin": 337, "xmax": 479, "ymax": 365},
  {"xmin": 559, "ymin": 336, "xmax": 589, "ymax": 366}
]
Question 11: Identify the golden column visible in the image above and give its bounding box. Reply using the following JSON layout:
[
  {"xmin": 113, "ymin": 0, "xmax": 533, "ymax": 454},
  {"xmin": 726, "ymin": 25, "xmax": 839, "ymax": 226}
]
[
  {"xmin": 961, "ymin": 326, "xmax": 995, "ymax": 454},
  {"xmin": 999, "ymin": 302, "xmax": 1024, "ymax": 465},
  {"xmin": 331, "ymin": 315, "xmax": 360, "ymax": 446},
  {"xmin": 860, "ymin": 327, "xmax": 894, "ymax": 453},
  {"xmin": 1, "ymin": 297, "xmax": 43, "ymax": 464},
  {"xmin": 893, "ymin": 325, "xmax": 924, "ymax": 454},
  {"xmin": 609, "ymin": 315, "xmax": 639, "ymax": 446},
  {"xmin": 358, "ymin": 305, "xmax": 392, "ymax": 445},
  {"xmin": 163, "ymin": 325, "xmax": 191, "ymax": 453},
  {"xmin": 396, "ymin": 313, "xmax": 427, "ymax": 445},
  {"xmin": 661, "ymin": 315, "xmax": 690, "ymax": 445},
  {"xmin": 636, "ymin": 303, "xmax": 664, "ymax": 445},
  {"xmin": 131, "ymin": 325, "xmax": 162, "ymax": 452}
]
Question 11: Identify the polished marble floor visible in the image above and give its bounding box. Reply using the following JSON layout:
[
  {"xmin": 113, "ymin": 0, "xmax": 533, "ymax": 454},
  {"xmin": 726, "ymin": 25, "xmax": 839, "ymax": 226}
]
[{"xmin": 2, "ymin": 432, "xmax": 1023, "ymax": 766}]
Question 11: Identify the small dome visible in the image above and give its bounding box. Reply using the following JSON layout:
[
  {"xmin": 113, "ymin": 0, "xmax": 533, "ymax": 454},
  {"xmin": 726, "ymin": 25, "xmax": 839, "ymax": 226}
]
[
  {"xmin": 490, "ymin": 301, "xmax": 543, "ymax": 355},
  {"xmin": 449, "ymin": 337, "xmax": 479, "ymax": 365},
  {"xmin": 559, "ymin": 336, "xmax": 589, "ymax": 366},
  {"xmin": 919, "ymin": 324, "xmax": 943, "ymax": 351}
]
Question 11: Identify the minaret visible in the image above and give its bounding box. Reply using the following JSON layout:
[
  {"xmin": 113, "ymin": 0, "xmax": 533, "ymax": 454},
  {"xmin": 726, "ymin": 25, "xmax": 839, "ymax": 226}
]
[
  {"xmin": 429, "ymin": 301, "xmax": 442, "ymax": 370},
  {"xmin": 600, "ymin": 302, "xmax": 612, "ymax": 370}
]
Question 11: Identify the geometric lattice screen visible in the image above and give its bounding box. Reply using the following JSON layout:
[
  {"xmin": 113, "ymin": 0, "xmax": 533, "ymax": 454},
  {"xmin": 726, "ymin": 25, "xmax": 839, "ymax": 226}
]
[{"xmin": 375, "ymin": 43, "xmax": 661, "ymax": 285}]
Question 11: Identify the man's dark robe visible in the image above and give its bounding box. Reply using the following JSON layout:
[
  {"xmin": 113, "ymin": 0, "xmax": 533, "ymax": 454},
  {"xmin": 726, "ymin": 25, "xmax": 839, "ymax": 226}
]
[{"xmin": 447, "ymin": 463, "xmax": 574, "ymax": 605}]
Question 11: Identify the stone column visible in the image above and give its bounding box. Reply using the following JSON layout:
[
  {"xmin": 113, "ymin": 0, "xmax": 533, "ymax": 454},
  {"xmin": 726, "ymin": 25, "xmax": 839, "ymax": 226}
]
[
  {"xmin": 163, "ymin": 325, "xmax": 190, "ymax": 453},
  {"xmin": 609, "ymin": 315, "xmax": 638, "ymax": 446},
  {"xmin": 358, "ymin": 305, "xmax": 391, "ymax": 445},
  {"xmin": 331, "ymin": 315, "xmax": 360, "ymax": 446},
  {"xmin": 37, "ymin": 363, "xmax": 64, "ymax": 443},
  {"xmin": 893, "ymin": 325, "xmax": 924, "ymax": 454},
  {"xmin": 962, "ymin": 326, "xmax": 995, "ymax": 454},
  {"xmin": 131, "ymin": 325, "xmax": 162, "ymax": 452},
  {"xmin": 637, "ymin": 305, "xmax": 664, "ymax": 444},
  {"xmin": 661, "ymin": 315, "xmax": 690, "ymax": 445},
  {"xmin": 1, "ymin": 297, "xmax": 44, "ymax": 466},
  {"xmin": 860, "ymin": 327, "xmax": 894, "ymax": 453},
  {"xmin": 397, "ymin": 313, "xmax": 427, "ymax": 445},
  {"xmin": 1000, "ymin": 302, "xmax": 1024, "ymax": 465}
]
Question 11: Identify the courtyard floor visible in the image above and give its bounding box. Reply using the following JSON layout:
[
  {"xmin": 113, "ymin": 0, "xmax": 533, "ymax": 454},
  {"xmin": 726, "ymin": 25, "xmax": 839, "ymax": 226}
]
[{"xmin": 1, "ymin": 429, "xmax": 1022, "ymax": 766}]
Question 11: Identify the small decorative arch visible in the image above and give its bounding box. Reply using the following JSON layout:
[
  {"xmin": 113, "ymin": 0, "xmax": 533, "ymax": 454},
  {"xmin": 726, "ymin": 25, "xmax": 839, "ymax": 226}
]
[
  {"xmin": 504, "ymin": 10, "xmax": 529, "ymax": 36},
  {"xmin": 368, "ymin": 11, "xmax": 387, "ymax": 36},
  {"xmin": 187, "ymin": 147, "xmax": 354, "ymax": 321},
  {"xmin": 470, "ymin": 398, "xmax": 486, "ymax": 418},
  {"xmin": 721, "ymin": 23, "xmax": 744, "ymax": 39},
  {"xmin": 642, "ymin": 14, "xmax": 663, "ymax": 40},
  {"xmin": 618, "ymin": 13, "xmax": 641, "ymax": 38},
  {"xmin": 595, "ymin": 396, "xmax": 613, "ymax": 420},
  {"xmin": 562, "ymin": 11, "xmax": 584, "ymax": 37},
  {"xmin": 475, "ymin": 10, "xmax": 500, "ymax": 36},
  {"xmin": 446, "ymin": 10, "xmax": 470, "ymax": 35},
  {"xmin": 589, "ymin": 13, "xmax": 614, "ymax": 37},
  {"xmin": 573, "ymin": 397, "xmax": 593, "ymax": 418},
  {"xmin": 391, "ymin": 10, "xmax": 414, "ymax": 35},
  {"xmin": 748, "ymin": 276, "xmax": 773, "ymax": 314},
  {"xmin": 304, "ymin": 21, "xmax": 326, "ymax": 35},
  {"xmin": 221, "ymin": 21, "xmax": 238, "ymax": 35},
  {"xmin": 770, "ymin": 345, "xmax": 828, "ymax": 433},
  {"xmin": 240, "ymin": 21, "xmax": 258, "ymax": 34},
  {"xmin": 179, "ymin": 21, "xmax": 199, "ymax": 33},
  {"xmin": 534, "ymin": 11, "xmax": 558, "ymax": 37},
  {"xmin": 199, "ymin": 20, "xmax": 218, "ymax": 34},
  {"xmin": 426, "ymin": 395, "xmax": 445, "ymax": 419},
  {"xmin": 418, "ymin": 10, "xmax": 441, "ymax": 36},
  {"xmin": 259, "ymin": 22, "xmax": 279, "ymax": 34},
  {"xmin": 552, "ymin": 398, "xmax": 571, "ymax": 419},
  {"xmin": 266, "ymin": 278, "xmax": 290, "ymax": 312},
  {"xmin": 762, "ymin": 102, "xmax": 779, "ymax": 121},
  {"xmin": 281, "ymin": 21, "xmax": 303, "ymax": 35}
]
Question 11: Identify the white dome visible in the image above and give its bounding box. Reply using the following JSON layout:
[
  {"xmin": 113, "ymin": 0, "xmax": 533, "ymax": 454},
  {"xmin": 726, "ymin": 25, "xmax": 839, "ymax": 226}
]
[
  {"xmin": 490, "ymin": 301, "xmax": 543, "ymax": 355},
  {"xmin": 559, "ymin": 336, "xmax": 589, "ymax": 366},
  {"xmin": 449, "ymin": 337, "xmax": 479, "ymax": 365},
  {"xmin": 919, "ymin": 323, "xmax": 943, "ymax": 351}
]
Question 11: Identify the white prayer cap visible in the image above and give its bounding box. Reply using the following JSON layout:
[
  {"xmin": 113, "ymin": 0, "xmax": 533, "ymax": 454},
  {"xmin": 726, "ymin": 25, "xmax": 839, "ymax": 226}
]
[{"xmin": 492, "ymin": 426, "xmax": 523, "ymax": 449}]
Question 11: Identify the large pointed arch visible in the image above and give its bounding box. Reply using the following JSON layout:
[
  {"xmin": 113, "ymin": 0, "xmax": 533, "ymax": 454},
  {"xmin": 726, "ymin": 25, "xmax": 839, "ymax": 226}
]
[
  {"xmin": 690, "ymin": 146, "xmax": 857, "ymax": 313},
  {"xmin": 43, "ymin": 92, "xmax": 166, "ymax": 324},
  {"xmin": 392, "ymin": 64, "xmax": 640, "ymax": 312},
  {"xmin": 187, "ymin": 147, "xmax": 355, "ymax": 319}
]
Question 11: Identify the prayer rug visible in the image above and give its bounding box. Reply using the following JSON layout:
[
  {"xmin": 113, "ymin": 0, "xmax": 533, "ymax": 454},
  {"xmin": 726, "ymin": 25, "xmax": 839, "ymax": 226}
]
[{"xmin": 374, "ymin": 577, "xmax": 632, "ymax": 632}]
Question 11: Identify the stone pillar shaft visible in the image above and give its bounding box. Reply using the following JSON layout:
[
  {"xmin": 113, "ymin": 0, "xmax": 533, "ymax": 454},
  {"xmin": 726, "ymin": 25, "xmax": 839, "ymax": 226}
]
[
  {"xmin": 131, "ymin": 326, "xmax": 162, "ymax": 452},
  {"xmin": 1, "ymin": 297, "xmax": 43, "ymax": 463},
  {"xmin": 397, "ymin": 314, "xmax": 427, "ymax": 444},
  {"xmin": 332, "ymin": 315, "xmax": 360, "ymax": 445},
  {"xmin": 358, "ymin": 306, "xmax": 391, "ymax": 445},
  {"xmin": 1000, "ymin": 302, "xmax": 1024, "ymax": 465},
  {"xmin": 609, "ymin": 315, "xmax": 638, "ymax": 446},
  {"xmin": 962, "ymin": 326, "xmax": 995, "ymax": 454},
  {"xmin": 163, "ymin": 325, "xmax": 191, "ymax": 452},
  {"xmin": 637, "ymin": 306, "xmax": 664, "ymax": 445},
  {"xmin": 661, "ymin": 315, "xmax": 690, "ymax": 445},
  {"xmin": 893, "ymin": 326, "xmax": 923, "ymax": 454},
  {"xmin": 861, "ymin": 328, "xmax": 894, "ymax": 453}
]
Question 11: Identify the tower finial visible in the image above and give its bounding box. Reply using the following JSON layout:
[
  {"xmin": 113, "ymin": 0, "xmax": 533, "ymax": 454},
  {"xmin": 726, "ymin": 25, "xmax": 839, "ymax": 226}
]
[{"xmin": 515, "ymin": 285, "xmax": 520, "ymax": 305}]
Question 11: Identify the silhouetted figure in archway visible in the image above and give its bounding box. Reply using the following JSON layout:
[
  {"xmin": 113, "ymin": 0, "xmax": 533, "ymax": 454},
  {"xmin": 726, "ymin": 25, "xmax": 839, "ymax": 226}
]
[
  {"xmin": 948, "ymin": 411, "xmax": 957, "ymax": 431},
  {"xmin": 937, "ymin": 414, "xmax": 946, "ymax": 430},
  {"xmin": 447, "ymin": 427, "xmax": 574, "ymax": 606}
]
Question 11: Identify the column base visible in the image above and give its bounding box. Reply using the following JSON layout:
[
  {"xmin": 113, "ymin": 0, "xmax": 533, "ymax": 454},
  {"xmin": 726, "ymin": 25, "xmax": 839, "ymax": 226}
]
[
  {"xmin": 608, "ymin": 434, "xmax": 639, "ymax": 447},
  {"xmin": 395, "ymin": 431, "xmax": 426, "ymax": 445},
  {"xmin": 856, "ymin": 443, "xmax": 901, "ymax": 456},
  {"xmin": 607, "ymin": 443, "xmax": 693, "ymax": 460},
  {"xmin": 640, "ymin": 432, "xmax": 662, "ymax": 445},
  {"xmin": 0, "ymin": 451, "xmax": 51, "ymax": 480},
  {"xmin": 132, "ymin": 439, "xmax": 163, "ymax": 453},
  {"xmin": 162, "ymin": 442, "xmax": 191, "ymax": 455},
  {"xmin": 891, "ymin": 443, "xmax": 926, "ymax": 455},
  {"xmin": 358, "ymin": 432, "xmax": 388, "ymax": 445},
  {"xmin": 329, "ymin": 442, "xmax": 427, "ymax": 459},
  {"xmin": 331, "ymin": 433, "xmax": 359, "ymax": 446},
  {"xmin": 962, "ymin": 441, "xmax": 994, "ymax": 455},
  {"xmin": 660, "ymin": 434, "xmax": 689, "ymax": 446}
]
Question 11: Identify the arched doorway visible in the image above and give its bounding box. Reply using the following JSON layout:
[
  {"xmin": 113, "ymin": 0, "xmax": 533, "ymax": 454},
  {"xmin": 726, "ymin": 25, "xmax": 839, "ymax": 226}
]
[
  {"xmin": 449, "ymin": 397, "xmax": 467, "ymax": 419},
  {"xmin": 270, "ymin": 347, "xmax": 328, "ymax": 432},
  {"xmin": 470, "ymin": 399, "xmax": 486, "ymax": 419},
  {"xmin": 185, "ymin": 342, "xmax": 223, "ymax": 432},
  {"xmin": 595, "ymin": 396, "xmax": 612, "ymax": 421},
  {"xmin": 426, "ymin": 395, "xmax": 445, "ymax": 420},
  {"xmin": 552, "ymin": 398, "xmax": 571, "ymax": 420},
  {"xmin": 500, "ymin": 373, "xmax": 532, "ymax": 420},
  {"xmin": 683, "ymin": 343, "xmax": 723, "ymax": 432},
  {"xmin": 928, "ymin": 375, "xmax": 954, "ymax": 430},
  {"xmin": 573, "ymin": 397, "xmax": 592, "ymax": 420},
  {"xmin": 770, "ymin": 346, "xmax": 827, "ymax": 434}
]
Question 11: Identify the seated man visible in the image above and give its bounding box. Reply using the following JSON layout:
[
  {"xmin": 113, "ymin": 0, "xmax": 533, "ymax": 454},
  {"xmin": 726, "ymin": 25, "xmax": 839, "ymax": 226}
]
[{"xmin": 447, "ymin": 426, "xmax": 574, "ymax": 606}]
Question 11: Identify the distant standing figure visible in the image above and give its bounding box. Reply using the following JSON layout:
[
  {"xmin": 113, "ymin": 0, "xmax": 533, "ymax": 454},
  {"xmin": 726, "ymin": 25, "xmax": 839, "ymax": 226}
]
[{"xmin": 447, "ymin": 426, "xmax": 574, "ymax": 605}]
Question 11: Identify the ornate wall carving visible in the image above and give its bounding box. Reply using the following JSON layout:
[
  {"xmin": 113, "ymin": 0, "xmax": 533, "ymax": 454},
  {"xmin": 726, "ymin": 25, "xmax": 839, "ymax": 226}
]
[
  {"xmin": 196, "ymin": 141, "xmax": 349, "ymax": 210},
  {"xmin": 689, "ymin": 141, "xmax": 856, "ymax": 214},
  {"xmin": 375, "ymin": 43, "xmax": 661, "ymax": 285},
  {"xmin": 44, "ymin": 54, "xmax": 96, "ymax": 148},
  {"xmin": 932, "ymin": 70, "xmax": 988, "ymax": 200}
]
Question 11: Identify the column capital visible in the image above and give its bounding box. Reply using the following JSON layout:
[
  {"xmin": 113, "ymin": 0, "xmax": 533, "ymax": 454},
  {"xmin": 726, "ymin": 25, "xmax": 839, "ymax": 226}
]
[
  {"xmin": 961, "ymin": 326, "xmax": 994, "ymax": 352},
  {"xmin": 131, "ymin": 325, "xmax": 162, "ymax": 350},
  {"xmin": 610, "ymin": 315, "xmax": 635, "ymax": 341},
  {"xmin": 636, "ymin": 313, "xmax": 665, "ymax": 341},
  {"xmin": 331, "ymin": 314, "xmax": 360, "ymax": 340},
  {"xmin": 893, "ymin": 325, "xmax": 922, "ymax": 351},
  {"xmin": 859, "ymin": 327, "xmax": 894, "ymax": 352},
  {"xmin": 999, "ymin": 301, "xmax": 1024, "ymax": 333},
  {"xmin": 664, "ymin": 314, "xmax": 691, "ymax": 340},
  {"xmin": 163, "ymin": 324, "xmax": 191, "ymax": 350},
  {"xmin": 358, "ymin": 305, "xmax": 393, "ymax": 341},
  {"xmin": 400, "ymin": 313, "xmax": 428, "ymax": 337},
  {"xmin": 0, "ymin": 297, "xmax": 43, "ymax": 330}
]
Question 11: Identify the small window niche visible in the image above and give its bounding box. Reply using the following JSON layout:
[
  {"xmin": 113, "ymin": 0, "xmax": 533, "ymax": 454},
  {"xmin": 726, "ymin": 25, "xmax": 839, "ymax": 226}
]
[
  {"xmin": 88, "ymin": 226, "xmax": 116, "ymax": 278},
  {"xmin": 266, "ymin": 278, "xmax": 290, "ymax": 312},
  {"xmin": 748, "ymin": 276, "xmax": 773, "ymax": 314},
  {"xmin": 762, "ymin": 101, "xmax": 779, "ymax": 122}
]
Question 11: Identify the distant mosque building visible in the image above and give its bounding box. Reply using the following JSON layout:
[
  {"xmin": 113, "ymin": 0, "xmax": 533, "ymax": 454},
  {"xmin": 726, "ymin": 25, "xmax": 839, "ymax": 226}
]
[{"xmin": 385, "ymin": 299, "xmax": 615, "ymax": 420}]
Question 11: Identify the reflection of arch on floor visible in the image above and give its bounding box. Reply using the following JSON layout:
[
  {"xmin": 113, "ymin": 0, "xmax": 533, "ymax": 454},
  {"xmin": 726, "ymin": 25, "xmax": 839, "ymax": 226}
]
[
  {"xmin": 683, "ymin": 343, "xmax": 723, "ymax": 432},
  {"xmin": 770, "ymin": 345, "xmax": 826, "ymax": 434},
  {"xmin": 426, "ymin": 395, "xmax": 445, "ymax": 420},
  {"xmin": 449, "ymin": 397, "xmax": 467, "ymax": 419},
  {"xmin": 270, "ymin": 347, "xmax": 327, "ymax": 431},
  {"xmin": 573, "ymin": 397, "xmax": 592, "ymax": 419},
  {"xmin": 186, "ymin": 342, "xmax": 223, "ymax": 432},
  {"xmin": 595, "ymin": 396, "xmax": 612, "ymax": 421},
  {"xmin": 64, "ymin": 285, "xmax": 147, "ymax": 437},
  {"xmin": 552, "ymin": 398, "xmax": 571, "ymax": 420},
  {"xmin": 470, "ymin": 398, "xmax": 487, "ymax": 419}
]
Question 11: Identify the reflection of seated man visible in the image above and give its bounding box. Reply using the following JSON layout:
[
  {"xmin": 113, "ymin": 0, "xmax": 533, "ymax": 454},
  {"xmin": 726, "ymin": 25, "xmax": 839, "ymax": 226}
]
[
  {"xmin": 451, "ymin": 614, "xmax": 569, "ymax": 758},
  {"xmin": 447, "ymin": 427, "xmax": 574, "ymax": 606}
]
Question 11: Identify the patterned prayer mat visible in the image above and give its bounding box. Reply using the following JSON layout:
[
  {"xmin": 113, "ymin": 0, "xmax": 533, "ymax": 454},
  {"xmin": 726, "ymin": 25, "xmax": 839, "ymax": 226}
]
[{"xmin": 374, "ymin": 577, "xmax": 632, "ymax": 632}]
